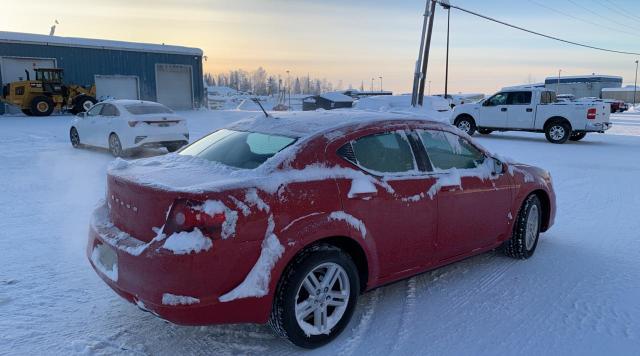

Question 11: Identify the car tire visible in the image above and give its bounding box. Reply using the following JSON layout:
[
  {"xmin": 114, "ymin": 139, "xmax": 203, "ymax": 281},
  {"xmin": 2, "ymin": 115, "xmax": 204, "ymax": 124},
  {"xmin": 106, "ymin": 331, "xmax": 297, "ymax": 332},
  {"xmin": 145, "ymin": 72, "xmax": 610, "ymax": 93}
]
[
  {"xmin": 504, "ymin": 194, "xmax": 542, "ymax": 259},
  {"xmin": 30, "ymin": 96, "xmax": 55, "ymax": 117},
  {"xmin": 569, "ymin": 132, "xmax": 587, "ymax": 141},
  {"xmin": 70, "ymin": 127, "xmax": 81, "ymax": 148},
  {"xmin": 269, "ymin": 244, "xmax": 360, "ymax": 349},
  {"xmin": 478, "ymin": 128, "xmax": 493, "ymax": 135},
  {"xmin": 544, "ymin": 120, "xmax": 571, "ymax": 144},
  {"xmin": 109, "ymin": 133, "xmax": 123, "ymax": 157},
  {"xmin": 454, "ymin": 115, "xmax": 476, "ymax": 136},
  {"xmin": 165, "ymin": 141, "xmax": 187, "ymax": 153}
]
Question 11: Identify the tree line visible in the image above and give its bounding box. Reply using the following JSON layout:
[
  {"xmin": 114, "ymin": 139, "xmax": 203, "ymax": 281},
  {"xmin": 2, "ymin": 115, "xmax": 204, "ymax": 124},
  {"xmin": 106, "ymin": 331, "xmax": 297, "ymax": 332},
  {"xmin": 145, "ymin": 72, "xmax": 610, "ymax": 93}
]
[{"xmin": 204, "ymin": 67, "xmax": 348, "ymax": 96}]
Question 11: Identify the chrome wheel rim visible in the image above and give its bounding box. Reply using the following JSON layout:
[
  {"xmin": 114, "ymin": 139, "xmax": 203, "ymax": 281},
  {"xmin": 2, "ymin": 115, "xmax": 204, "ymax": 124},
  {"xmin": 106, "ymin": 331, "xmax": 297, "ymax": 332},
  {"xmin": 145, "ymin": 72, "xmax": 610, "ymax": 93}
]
[
  {"xmin": 549, "ymin": 126, "xmax": 565, "ymax": 141},
  {"xmin": 525, "ymin": 205, "xmax": 540, "ymax": 250},
  {"xmin": 295, "ymin": 262, "xmax": 350, "ymax": 336},
  {"xmin": 457, "ymin": 120, "xmax": 471, "ymax": 133},
  {"xmin": 110, "ymin": 135, "xmax": 121, "ymax": 156},
  {"xmin": 82, "ymin": 100, "xmax": 93, "ymax": 111}
]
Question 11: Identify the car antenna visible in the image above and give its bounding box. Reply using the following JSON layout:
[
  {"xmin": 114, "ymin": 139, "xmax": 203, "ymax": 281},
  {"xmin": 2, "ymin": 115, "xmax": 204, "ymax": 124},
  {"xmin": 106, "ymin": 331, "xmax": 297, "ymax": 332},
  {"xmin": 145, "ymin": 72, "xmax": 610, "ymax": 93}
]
[{"xmin": 251, "ymin": 98, "xmax": 272, "ymax": 118}]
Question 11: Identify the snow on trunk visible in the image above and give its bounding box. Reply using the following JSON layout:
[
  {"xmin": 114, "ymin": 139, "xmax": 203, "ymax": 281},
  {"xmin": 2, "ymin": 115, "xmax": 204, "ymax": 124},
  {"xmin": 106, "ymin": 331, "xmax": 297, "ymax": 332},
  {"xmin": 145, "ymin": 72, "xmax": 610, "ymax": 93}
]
[{"xmin": 162, "ymin": 228, "xmax": 213, "ymax": 255}]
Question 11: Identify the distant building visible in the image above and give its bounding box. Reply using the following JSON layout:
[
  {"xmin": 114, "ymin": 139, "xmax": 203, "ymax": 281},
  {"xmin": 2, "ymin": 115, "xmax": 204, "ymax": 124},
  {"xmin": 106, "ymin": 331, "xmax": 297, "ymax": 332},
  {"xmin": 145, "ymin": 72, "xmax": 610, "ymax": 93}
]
[
  {"xmin": 0, "ymin": 31, "xmax": 204, "ymax": 114},
  {"xmin": 544, "ymin": 75, "xmax": 622, "ymax": 99},
  {"xmin": 601, "ymin": 86, "xmax": 640, "ymax": 103},
  {"xmin": 342, "ymin": 90, "xmax": 392, "ymax": 99},
  {"xmin": 303, "ymin": 92, "xmax": 354, "ymax": 111}
]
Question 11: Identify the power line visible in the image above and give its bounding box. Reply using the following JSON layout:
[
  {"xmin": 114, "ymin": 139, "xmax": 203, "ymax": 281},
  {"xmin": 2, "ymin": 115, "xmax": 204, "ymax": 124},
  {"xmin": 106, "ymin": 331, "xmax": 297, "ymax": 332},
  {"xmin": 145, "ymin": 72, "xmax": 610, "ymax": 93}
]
[
  {"xmin": 527, "ymin": 0, "xmax": 640, "ymax": 38},
  {"xmin": 597, "ymin": 0, "xmax": 640, "ymax": 24},
  {"xmin": 435, "ymin": 1, "xmax": 640, "ymax": 56},
  {"xmin": 565, "ymin": 0, "xmax": 640, "ymax": 32}
]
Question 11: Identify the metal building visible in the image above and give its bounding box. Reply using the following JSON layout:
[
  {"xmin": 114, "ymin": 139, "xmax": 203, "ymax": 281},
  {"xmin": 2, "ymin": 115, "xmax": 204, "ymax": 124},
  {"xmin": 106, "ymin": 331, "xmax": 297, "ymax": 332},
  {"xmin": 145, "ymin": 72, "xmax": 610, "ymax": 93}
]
[
  {"xmin": 0, "ymin": 31, "xmax": 204, "ymax": 114},
  {"xmin": 544, "ymin": 75, "xmax": 622, "ymax": 99},
  {"xmin": 601, "ymin": 86, "xmax": 640, "ymax": 104}
]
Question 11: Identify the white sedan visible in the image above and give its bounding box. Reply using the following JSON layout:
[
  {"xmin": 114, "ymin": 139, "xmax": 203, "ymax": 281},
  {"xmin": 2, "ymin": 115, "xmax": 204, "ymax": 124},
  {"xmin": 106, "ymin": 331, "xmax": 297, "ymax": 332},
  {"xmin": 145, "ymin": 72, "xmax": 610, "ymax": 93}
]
[{"xmin": 69, "ymin": 100, "xmax": 189, "ymax": 157}]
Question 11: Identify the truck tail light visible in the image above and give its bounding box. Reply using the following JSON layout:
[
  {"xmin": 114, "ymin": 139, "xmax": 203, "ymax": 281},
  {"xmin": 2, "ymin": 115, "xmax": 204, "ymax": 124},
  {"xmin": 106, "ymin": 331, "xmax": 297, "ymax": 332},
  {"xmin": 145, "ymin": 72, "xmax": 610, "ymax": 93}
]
[
  {"xmin": 587, "ymin": 108, "xmax": 597, "ymax": 120},
  {"xmin": 164, "ymin": 199, "xmax": 225, "ymax": 237}
]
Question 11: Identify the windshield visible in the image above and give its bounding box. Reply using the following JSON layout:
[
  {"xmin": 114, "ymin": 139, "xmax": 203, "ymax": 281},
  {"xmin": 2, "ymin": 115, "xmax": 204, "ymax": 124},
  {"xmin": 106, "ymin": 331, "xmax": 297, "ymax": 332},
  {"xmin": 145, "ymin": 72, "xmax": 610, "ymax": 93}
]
[
  {"xmin": 125, "ymin": 104, "xmax": 173, "ymax": 115},
  {"xmin": 179, "ymin": 129, "xmax": 297, "ymax": 169}
]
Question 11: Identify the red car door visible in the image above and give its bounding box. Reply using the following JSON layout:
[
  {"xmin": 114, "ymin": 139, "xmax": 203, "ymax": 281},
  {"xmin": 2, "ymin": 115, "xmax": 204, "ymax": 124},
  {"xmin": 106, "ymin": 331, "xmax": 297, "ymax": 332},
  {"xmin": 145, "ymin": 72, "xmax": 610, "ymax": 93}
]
[
  {"xmin": 416, "ymin": 129, "xmax": 513, "ymax": 262},
  {"xmin": 330, "ymin": 128, "xmax": 439, "ymax": 280}
]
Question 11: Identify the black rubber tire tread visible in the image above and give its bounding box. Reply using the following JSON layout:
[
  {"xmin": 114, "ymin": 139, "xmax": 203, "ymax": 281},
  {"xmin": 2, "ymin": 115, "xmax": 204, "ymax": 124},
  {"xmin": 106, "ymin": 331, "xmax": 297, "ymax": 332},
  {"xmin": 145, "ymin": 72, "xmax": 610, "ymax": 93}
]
[
  {"xmin": 569, "ymin": 132, "xmax": 587, "ymax": 141},
  {"xmin": 73, "ymin": 96, "xmax": 97, "ymax": 113},
  {"xmin": 30, "ymin": 96, "xmax": 54, "ymax": 116},
  {"xmin": 544, "ymin": 120, "xmax": 572, "ymax": 144},
  {"xmin": 109, "ymin": 133, "xmax": 123, "ymax": 157},
  {"xmin": 70, "ymin": 127, "xmax": 81, "ymax": 148},
  {"xmin": 504, "ymin": 194, "xmax": 542, "ymax": 259},
  {"xmin": 21, "ymin": 109, "xmax": 33, "ymax": 116},
  {"xmin": 268, "ymin": 243, "xmax": 360, "ymax": 349},
  {"xmin": 454, "ymin": 115, "xmax": 477, "ymax": 136}
]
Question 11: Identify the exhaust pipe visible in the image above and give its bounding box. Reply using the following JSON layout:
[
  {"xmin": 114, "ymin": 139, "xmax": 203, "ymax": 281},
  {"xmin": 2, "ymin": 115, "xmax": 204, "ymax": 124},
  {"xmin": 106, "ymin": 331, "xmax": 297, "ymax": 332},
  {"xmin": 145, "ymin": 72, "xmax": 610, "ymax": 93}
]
[{"xmin": 24, "ymin": 70, "xmax": 30, "ymax": 81}]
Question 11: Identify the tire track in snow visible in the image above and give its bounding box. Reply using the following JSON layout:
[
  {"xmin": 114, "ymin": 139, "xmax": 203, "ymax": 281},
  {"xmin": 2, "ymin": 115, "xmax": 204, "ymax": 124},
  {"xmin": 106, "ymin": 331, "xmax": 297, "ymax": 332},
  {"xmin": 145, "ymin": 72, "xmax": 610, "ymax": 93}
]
[
  {"xmin": 338, "ymin": 288, "xmax": 382, "ymax": 356},
  {"xmin": 392, "ymin": 277, "xmax": 417, "ymax": 352}
]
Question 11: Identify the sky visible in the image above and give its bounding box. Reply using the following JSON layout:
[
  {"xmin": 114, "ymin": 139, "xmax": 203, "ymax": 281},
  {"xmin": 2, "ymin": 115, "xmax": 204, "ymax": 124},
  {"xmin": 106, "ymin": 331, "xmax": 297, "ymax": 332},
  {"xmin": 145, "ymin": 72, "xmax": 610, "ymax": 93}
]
[{"xmin": 2, "ymin": 0, "xmax": 640, "ymax": 94}]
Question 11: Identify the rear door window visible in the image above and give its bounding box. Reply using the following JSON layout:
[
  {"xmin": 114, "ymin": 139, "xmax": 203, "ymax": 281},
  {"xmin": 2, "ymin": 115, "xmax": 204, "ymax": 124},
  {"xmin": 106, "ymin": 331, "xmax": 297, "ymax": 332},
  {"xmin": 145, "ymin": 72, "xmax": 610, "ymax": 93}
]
[
  {"xmin": 418, "ymin": 130, "xmax": 485, "ymax": 170},
  {"xmin": 346, "ymin": 131, "xmax": 417, "ymax": 174},
  {"xmin": 100, "ymin": 104, "xmax": 119, "ymax": 117},
  {"xmin": 507, "ymin": 91, "xmax": 532, "ymax": 105}
]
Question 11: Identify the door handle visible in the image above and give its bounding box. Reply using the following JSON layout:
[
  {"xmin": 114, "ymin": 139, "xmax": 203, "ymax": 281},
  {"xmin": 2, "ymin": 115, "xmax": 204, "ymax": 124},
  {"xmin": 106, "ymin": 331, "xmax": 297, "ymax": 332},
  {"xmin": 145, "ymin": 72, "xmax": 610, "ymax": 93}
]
[
  {"xmin": 501, "ymin": 107, "xmax": 507, "ymax": 112},
  {"xmin": 526, "ymin": 108, "xmax": 533, "ymax": 112}
]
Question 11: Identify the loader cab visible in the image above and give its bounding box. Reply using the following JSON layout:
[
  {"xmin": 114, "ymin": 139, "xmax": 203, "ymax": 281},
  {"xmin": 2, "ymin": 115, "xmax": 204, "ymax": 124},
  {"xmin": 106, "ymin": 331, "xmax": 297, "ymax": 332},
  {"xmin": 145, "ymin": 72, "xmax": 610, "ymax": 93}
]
[{"xmin": 34, "ymin": 68, "xmax": 64, "ymax": 95}]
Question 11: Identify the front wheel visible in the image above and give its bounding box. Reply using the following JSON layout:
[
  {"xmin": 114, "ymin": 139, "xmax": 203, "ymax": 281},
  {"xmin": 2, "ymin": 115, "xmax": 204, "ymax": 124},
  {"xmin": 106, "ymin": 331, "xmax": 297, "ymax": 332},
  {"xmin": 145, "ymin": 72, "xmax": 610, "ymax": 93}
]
[
  {"xmin": 454, "ymin": 116, "xmax": 476, "ymax": 136},
  {"xmin": 70, "ymin": 127, "xmax": 81, "ymax": 148},
  {"xmin": 504, "ymin": 194, "xmax": 542, "ymax": 259},
  {"xmin": 269, "ymin": 244, "xmax": 360, "ymax": 349},
  {"xmin": 109, "ymin": 133, "xmax": 123, "ymax": 157},
  {"xmin": 544, "ymin": 121, "xmax": 571, "ymax": 144},
  {"xmin": 569, "ymin": 132, "xmax": 587, "ymax": 141}
]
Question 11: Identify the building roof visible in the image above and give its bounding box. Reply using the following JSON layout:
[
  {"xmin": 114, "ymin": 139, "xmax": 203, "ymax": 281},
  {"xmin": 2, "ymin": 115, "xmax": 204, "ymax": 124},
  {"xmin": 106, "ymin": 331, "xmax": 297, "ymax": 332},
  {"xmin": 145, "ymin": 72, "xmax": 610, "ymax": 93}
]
[
  {"xmin": 544, "ymin": 75, "xmax": 623, "ymax": 84},
  {"xmin": 319, "ymin": 92, "xmax": 355, "ymax": 103},
  {"xmin": 0, "ymin": 31, "xmax": 202, "ymax": 56}
]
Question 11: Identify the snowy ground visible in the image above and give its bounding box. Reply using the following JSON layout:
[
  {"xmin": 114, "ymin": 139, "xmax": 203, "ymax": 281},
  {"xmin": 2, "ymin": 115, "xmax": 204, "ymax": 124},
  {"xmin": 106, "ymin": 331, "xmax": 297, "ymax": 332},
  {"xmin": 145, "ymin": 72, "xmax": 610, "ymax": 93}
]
[{"xmin": 1, "ymin": 110, "xmax": 640, "ymax": 355}]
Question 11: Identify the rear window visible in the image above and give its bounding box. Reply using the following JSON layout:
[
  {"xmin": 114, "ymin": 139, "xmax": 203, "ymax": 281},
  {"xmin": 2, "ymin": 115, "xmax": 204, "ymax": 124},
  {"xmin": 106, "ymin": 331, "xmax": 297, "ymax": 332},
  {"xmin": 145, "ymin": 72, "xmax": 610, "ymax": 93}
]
[
  {"xmin": 125, "ymin": 104, "xmax": 173, "ymax": 115},
  {"xmin": 179, "ymin": 129, "xmax": 297, "ymax": 169}
]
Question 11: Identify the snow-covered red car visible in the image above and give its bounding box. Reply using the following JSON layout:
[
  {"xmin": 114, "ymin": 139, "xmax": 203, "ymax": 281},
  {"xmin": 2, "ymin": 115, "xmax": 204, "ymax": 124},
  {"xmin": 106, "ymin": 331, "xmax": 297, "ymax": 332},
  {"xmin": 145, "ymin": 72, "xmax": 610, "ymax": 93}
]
[
  {"xmin": 87, "ymin": 111, "xmax": 556, "ymax": 348},
  {"xmin": 69, "ymin": 100, "xmax": 189, "ymax": 157}
]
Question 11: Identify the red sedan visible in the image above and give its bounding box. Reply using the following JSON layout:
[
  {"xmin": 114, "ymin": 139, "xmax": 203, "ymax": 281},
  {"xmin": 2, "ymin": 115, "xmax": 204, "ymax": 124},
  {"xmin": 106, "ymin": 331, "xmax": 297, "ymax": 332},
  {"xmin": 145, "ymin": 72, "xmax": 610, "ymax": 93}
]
[{"xmin": 88, "ymin": 111, "xmax": 556, "ymax": 348}]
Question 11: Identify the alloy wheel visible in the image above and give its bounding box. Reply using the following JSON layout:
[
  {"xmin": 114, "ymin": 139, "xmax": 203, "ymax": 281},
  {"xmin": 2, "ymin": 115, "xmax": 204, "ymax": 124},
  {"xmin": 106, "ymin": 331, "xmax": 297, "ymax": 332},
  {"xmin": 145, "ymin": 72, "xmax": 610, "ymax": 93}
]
[
  {"xmin": 457, "ymin": 120, "xmax": 471, "ymax": 134},
  {"xmin": 549, "ymin": 125, "xmax": 565, "ymax": 141},
  {"xmin": 525, "ymin": 204, "xmax": 539, "ymax": 250}
]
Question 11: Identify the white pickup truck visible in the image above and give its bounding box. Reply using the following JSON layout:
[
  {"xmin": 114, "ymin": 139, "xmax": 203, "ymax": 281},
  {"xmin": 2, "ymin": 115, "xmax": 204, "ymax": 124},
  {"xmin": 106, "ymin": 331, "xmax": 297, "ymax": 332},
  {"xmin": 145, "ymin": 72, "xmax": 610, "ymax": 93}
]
[{"xmin": 451, "ymin": 88, "xmax": 611, "ymax": 143}]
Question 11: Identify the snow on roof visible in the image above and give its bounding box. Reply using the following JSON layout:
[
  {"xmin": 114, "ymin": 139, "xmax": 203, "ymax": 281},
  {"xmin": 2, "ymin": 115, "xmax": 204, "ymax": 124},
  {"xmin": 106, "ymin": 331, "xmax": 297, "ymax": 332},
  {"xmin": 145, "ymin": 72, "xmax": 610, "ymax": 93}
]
[
  {"xmin": 319, "ymin": 92, "xmax": 355, "ymax": 103},
  {"xmin": 0, "ymin": 31, "xmax": 202, "ymax": 56}
]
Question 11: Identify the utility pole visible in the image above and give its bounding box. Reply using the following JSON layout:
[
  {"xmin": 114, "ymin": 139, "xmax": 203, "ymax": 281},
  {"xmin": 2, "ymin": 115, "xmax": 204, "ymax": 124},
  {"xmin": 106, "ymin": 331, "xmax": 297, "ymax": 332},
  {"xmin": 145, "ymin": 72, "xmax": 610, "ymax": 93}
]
[
  {"xmin": 417, "ymin": 0, "xmax": 437, "ymax": 106},
  {"xmin": 286, "ymin": 70, "xmax": 291, "ymax": 110},
  {"xmin": 443, "ymin": 1, "xmax": 451, "ymax": 100},
  {"xmin": 412, "ymin": 0, "xmax": 432, "ymax": 106},
  {"xmin": 371, "ymin": 78, "xmax": 375, "ymax": 91},
  {"xmin": 557, "ymin": 69, "xmax": 562, "ymax": 94},
  {"xmin": 379, "ymin": 76, "xmax": 383, "ymax": 91},
  {"xmin": 634, "ymin": 60, "xmax": 639, "ymax": 108}
]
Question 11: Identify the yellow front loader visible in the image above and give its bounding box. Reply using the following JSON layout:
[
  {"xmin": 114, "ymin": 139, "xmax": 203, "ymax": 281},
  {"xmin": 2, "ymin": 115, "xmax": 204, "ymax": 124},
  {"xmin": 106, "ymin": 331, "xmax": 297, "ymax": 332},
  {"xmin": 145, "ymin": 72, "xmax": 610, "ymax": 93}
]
[{"xmin": 1, "ymin": 68, "xmax": 97, "ymax": 116}]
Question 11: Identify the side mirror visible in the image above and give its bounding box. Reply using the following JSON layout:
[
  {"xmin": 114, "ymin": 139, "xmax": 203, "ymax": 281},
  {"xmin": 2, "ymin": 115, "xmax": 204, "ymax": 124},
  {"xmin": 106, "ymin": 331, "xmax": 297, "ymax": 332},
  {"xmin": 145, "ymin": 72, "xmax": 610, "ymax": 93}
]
[
  {"xmin": 77, "ymin": 112, "xmax": 86, "ymax": 118},
  {"xmin": 482, "ymin": 100, "xmax": 490, "ymax": 107},
  {"xmin": 491, "ymin": 157, "xmax": 505, "ymax": 175}
]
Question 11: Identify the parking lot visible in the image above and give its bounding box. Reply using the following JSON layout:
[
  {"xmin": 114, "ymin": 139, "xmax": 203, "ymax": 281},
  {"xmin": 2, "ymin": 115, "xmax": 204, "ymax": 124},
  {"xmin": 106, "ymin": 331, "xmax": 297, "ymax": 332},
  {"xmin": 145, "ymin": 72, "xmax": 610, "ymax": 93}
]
[{"xmin": 1, "ymin": 110, "xmax": 640, "ymax": 355}]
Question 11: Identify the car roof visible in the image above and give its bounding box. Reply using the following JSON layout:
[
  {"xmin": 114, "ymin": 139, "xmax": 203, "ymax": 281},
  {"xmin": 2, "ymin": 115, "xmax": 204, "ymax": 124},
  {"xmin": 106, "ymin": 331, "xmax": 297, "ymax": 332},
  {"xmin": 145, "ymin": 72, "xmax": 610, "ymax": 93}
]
[{"xmin": 226, "ymin": 110, "xmax": 451, "ymax": 140}]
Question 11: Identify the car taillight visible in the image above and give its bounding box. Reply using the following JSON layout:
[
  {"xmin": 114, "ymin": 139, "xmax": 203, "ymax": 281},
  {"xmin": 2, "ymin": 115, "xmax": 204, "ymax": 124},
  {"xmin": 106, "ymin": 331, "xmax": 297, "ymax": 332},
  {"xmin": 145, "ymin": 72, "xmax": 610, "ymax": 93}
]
[
  {"xmin": 164, "ymin": 200, "xmax": 226, "ymax": 236},
  {"xmin": 587, "ymin": 108, "xmax": 597, "ymax": 120},
  {"xmin": 128, "ymin": 121, "xmax": 140, "ymax": 127}
]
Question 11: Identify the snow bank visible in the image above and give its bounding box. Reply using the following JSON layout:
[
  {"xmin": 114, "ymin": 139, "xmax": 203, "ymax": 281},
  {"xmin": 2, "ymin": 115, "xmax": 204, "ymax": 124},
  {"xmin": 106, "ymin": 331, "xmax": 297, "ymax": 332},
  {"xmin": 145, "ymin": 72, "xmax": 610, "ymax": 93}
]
[
  {"xmin": 328, "ymin": 211, "xmax": 367, "ymax": 239},
  {"xmin": 353, "ymin": 95, "xmax": 452, "ymax": 123},
  {"xmin": 162, "ymin": 228, "xmax": 212, "ymax": 255},
  {"xmin": 90, "ymin": 245, "xmax": 118, "ymax": 282},
  {"xmin": 161, "ymin": 293, "xmax": 200, "ymax": 306},
  {"xmin": 219, "ymin": 216, "xmax": 285, "ymax": 302}
]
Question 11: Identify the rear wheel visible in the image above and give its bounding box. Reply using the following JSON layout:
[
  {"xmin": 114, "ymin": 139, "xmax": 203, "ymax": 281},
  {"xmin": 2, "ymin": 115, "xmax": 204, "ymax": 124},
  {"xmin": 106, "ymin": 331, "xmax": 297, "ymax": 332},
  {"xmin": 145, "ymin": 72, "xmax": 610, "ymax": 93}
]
[
  {"xmin": 454, "ymin": 115, "xmax": 476, "ymax": 136},
  {"xmin": 504, "ymin": 194, "xmax": 542, "ymax": 259},
  {"xmin": 70, "ymin": 127, "xmax": 81, "ymax": 148},
  {"xmin": 569, "ymin": 132, "xmax": 587, "ymax": 141},
  {"xmin": 544, "ymin": 120, "xmax": 571, "ymax": 144},
  {"xmin": 109, "ymin": 133, "xmax": 123, "ymax": 157},
  {"xmin": 269, "ymin": 244, "xmax": 360, "ymax": 349},
  {"xmin": 30, "ymin": 96, "xmax": 55, "ymax": 116}
]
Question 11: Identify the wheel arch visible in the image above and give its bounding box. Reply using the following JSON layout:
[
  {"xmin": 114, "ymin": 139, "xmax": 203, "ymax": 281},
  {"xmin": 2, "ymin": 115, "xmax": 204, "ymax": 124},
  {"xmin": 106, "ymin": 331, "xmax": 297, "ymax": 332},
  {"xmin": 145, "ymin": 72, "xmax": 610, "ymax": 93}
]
[
  {"xmin": 530, "ymin": 189, "xmax": 552, "ymax": 232},
  {"xmin": 543, "ymin": 116, "xmax": 572, "ymax": 131},
  {"xmin": 454, "ymin": 113, "xmax": 476, "ymax": 126}
]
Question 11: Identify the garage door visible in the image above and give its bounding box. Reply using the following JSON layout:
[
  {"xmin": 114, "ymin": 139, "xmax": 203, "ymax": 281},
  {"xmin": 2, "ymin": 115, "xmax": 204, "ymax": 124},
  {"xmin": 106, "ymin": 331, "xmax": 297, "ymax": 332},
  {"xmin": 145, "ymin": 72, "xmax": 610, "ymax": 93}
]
[
  {"xmin": 156, "ymin": 64, "xmax": 193, "ymax": 109},
  {"xmin": 95, "ymin": 75, "xmax": 139, "ymax": 100},
  {"xmin": 1, "ymin": 57, "xmax": 56, "ymax": 83}
]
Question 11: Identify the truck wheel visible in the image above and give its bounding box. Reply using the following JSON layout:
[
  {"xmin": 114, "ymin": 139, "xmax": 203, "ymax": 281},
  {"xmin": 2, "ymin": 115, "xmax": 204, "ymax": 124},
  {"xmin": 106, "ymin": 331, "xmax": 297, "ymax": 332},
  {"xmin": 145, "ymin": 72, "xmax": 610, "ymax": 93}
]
[
  {"xmin": 73, "ymin": 96, "xmax": 97, "ymax": 113},
  {"xmin": 30, "ymin": 96, "xmax": 55, "ymax": 116},
  {"xmin": 544, "ymin": 120, "xmax": 571, "ymax": 144},
  {"xmin": 454, "ymin": 116, "xmax": 476, "ymax": 136},
  {"xmin": 504, "ymin": 194, "xmax": 542, "ymax": 259},
  {"xmin": 569, "ymin": 132, "xmax": 587, "ymax": 141},
  {"xmin": 21, "ymin": 109, "xmax": 33, "ymax": 116},
  {"xmin": 478, "ymin": 128, "xmax": 493, "ymax": 135},
  {"xmin": 269, "ymin": 244, "xmax": 360, "ymax": 349}
]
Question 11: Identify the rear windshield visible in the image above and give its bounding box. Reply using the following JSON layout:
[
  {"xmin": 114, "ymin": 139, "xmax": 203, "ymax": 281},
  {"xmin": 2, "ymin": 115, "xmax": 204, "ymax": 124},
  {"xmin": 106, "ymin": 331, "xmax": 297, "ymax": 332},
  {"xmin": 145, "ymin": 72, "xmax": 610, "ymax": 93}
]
[
  {"xmin": 125, "ymin": 104, "xmax": 173, "ymax": 115},
  {"xmin": 179, "ymin": 129, "xmax": 297, "ymax": 169}
]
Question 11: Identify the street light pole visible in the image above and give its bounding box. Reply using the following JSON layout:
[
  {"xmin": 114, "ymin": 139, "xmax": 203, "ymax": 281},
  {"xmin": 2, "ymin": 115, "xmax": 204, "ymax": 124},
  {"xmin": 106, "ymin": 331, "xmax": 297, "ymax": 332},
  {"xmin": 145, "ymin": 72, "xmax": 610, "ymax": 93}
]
[
  {"xmin": 286, "ymin": 70, "xmax": 291, "ymax": 110},
  {"xmin": 634, "ymin": 60, "xmax": 639, "ymax": 108},
  {"xmin": 557, "ymin": 69, "xmax": 562, "ymax": 94},
  {"xmin": 379, "ymin": 76, "xmax": 383, "ymax": 91},
  {"xmin": 444, "ymin": 2, "xmax": 451, "ymax": 99}
]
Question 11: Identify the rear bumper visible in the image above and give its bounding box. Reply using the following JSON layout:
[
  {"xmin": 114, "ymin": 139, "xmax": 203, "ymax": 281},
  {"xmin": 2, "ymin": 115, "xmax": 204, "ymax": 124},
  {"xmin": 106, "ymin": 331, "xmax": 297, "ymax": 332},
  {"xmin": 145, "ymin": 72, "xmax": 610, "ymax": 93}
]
[
  {"xmin": 86, "ymin": 202, "xmax": 270, "ymax": 325},
  {"xmin": 584, "ymin": 121, "xmax": 612, "ymax": 133},
  {"xmin": 128, "ymin": 133, "xmax": 189, "ymax": 149}
]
